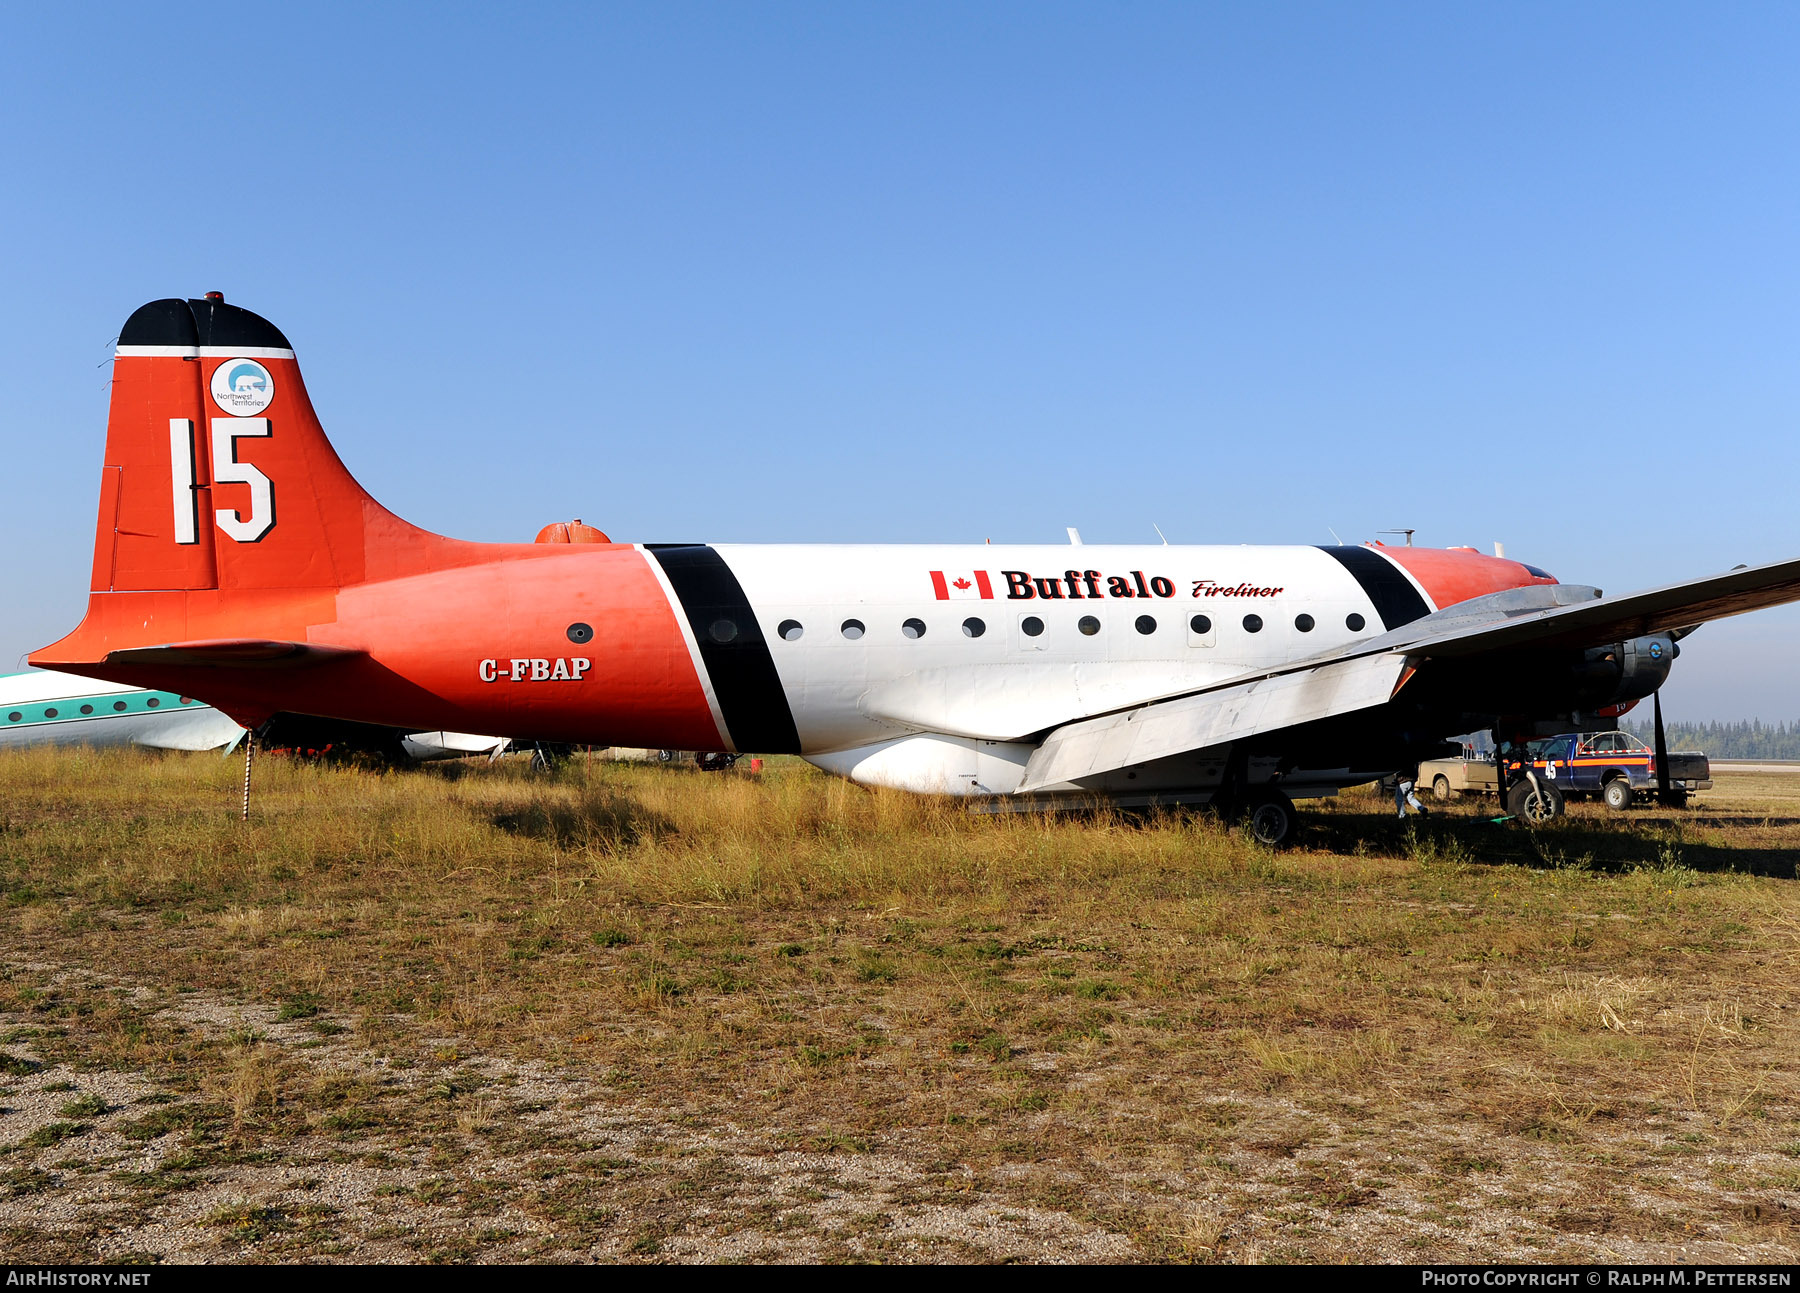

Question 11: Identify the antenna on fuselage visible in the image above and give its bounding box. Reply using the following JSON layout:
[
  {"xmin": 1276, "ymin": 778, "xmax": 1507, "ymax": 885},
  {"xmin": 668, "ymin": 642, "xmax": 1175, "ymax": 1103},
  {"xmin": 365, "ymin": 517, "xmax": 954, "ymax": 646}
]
[
  {"xmin": 1066, "ymin": 527, "xmax": 1083, "ymax": 545},
  {"xmin": 1378, "ymin": 528, "xmax": 1416, "ymax": 547},
  {"xmin": 1327, "ymin": 527, "xmax": 1343, "ymax": 545},
  {"xmin": 1151, "ymin": 523, "xmax": 1169, "ymax": 545}
]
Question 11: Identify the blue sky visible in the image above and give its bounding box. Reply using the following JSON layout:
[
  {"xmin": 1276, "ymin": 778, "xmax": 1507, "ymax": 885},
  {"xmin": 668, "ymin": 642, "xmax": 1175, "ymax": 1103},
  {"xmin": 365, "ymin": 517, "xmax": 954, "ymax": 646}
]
[{"xmin": 3, "ymin": 3, "xmax": 1797, "ymax": 719}]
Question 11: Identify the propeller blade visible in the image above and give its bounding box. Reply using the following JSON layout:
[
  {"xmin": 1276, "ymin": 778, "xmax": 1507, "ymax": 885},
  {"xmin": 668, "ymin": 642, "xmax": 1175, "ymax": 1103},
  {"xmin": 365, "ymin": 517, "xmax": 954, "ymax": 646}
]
[{"xmin": 1653, "ymin": 689, "xmax": 1675, "ymax": 805}]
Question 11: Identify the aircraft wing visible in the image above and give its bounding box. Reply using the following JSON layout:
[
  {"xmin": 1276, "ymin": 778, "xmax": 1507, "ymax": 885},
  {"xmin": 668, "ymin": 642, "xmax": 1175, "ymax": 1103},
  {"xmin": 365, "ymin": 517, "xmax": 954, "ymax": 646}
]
[
  {"xmin": 1019, "ymin": 651, "xmax": 1409, "ymax": 791},
  {"xmin": 1017, "ymin": 555, "xmax": 1800, "ymax": 792},
  {"xmin": 1374, "ymin": 554, "xmax": 1800, "ymax": 658}
]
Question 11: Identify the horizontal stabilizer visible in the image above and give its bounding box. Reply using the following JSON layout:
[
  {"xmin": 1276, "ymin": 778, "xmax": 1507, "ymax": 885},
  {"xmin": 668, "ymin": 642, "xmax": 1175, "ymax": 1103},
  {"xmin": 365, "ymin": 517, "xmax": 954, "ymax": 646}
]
[
  {"xmin": 103, "ymin": 639, "xmax": 364, "ymax": 669},
  {"xmin": 1018, "ymin": 651, "xmax": 1409, "ymax": 792}
]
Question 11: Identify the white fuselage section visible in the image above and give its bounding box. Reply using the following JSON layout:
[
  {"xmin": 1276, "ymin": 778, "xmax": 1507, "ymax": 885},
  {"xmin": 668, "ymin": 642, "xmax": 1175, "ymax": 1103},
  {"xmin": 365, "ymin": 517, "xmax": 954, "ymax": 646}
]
[{"xmin": 713, "ymin": 543, "xmax": 1429, "ymax": 756}]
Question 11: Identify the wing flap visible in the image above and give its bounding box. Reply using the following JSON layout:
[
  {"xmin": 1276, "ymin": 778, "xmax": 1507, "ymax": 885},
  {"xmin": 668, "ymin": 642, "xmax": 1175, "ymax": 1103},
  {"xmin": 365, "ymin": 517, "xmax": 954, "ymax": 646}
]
[{"xmin": 1018, "ymin": 651, "xmax": 1409, "ymax": 792}]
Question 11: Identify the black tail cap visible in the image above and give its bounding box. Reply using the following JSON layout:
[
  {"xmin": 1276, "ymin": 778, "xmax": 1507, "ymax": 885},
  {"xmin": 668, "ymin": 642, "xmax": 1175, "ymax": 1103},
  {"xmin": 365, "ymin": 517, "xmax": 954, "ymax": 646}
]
[{"xmin": 119, "ymin": 297, "xmax": 291, "ymax": 350}]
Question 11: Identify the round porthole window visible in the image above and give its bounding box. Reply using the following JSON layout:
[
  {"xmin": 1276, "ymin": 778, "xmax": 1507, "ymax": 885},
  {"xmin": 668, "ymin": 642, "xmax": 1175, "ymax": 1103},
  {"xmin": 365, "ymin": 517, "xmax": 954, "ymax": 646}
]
[
  {"xmin": 778, "ymin": 619, "xmax": 803, "ymax": 642},
  {"xmin": 6, "ymin": 712, "xmax": 18, "ymax": 723},
  {"xmin": 709, "ymin": 619, "xmax": 738, "ymax": 644},
  {"xmin": 902, "ymin": 618, "xmax": 926, "ymax": 640},
  {"xmin": 80, "ymin": 704, "xmax": 93, "ymax": 715},
  {"xmin": 1242, "ymin": 615, "xmax": 1263, "ymax": 633},
  {"xmin": 1135, "ymin": 615, "xmax": 1157, "ymax": 635},
  {"xmin": 145, "ymin": 698, "xmax": 159, "ymax": 708},
  {"xmin": 1190, "ymin": 614, "xmax": 1212, "ymax": 634},
  {"xmin": 1295, "ymin": 614, "xmax": 1315, "ymax": 632},
  {"xmin": 1078, "ymin": 616, "xmax": 1101, "ymax": 636},
  {"xmin": 1346, "ymin": 613, "xmax": 1366, "ymax": 632},
  {"xmin": 962, "ymin": 617, "xmax": 986, "ymax": 638},
  {"xmin": 841, "ymin": 619, "xmax": 865, "ymax": 640},
  {"xmin": 1021, "ymin": 616, "xmax": 1045, "ymax": 637},
  {"xmin": 567, "ymin": 622, "xmax": 594, "ymax": 644},
  {"xmin": 113, "ymin": 700, "xmax": 128, "ymax": 712},
  {"xmin": 179, "ymin": 697, "xmax": 193, "ymax": 705},
  {"xmin": 44, "ymin": 708, "xmax": 57, "ymax": 718}
]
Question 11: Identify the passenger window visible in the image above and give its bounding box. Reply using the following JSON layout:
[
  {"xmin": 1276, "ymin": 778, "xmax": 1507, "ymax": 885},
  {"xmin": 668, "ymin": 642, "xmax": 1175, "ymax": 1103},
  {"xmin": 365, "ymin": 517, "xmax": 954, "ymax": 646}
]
[
  {"xmin": 778, "ymin": 619, "xmax": 803, "ymax": 642},
  {"xmin": 709, "ymin": 619, "xmax": 739, "ymax": 644},
  {"xmin": 1077, "ymin": 615, "xmax": 1101, "ymax": 636},
  {"xmin": 962, "ymin": 617, "xmax": 985, "ymax": 638},
  {"xmin": 1021, "ymin": 616, "xmax": 1044, "ymax": 637},
  {"xmin": 1242, "ymin": 615, "xmax": 1263, "ymax": 633},
  {"xmin": 1294, "ymin": 614, "xmax": 1314, "ymax": 632},
  {"xmin": 1186, "ymin": 613, "xmax": 1216, "ymax": 648},
  {"xmin": 1135, "ymin": 615, "xmax": 1156, "ymax": 635},
  {"xmin": 902, "ymin": 618, "xmax": 926, "ymax": 639},
  {"xmin": 840, "ymin": 619, "xmax": 865, "ymax": 640},
  {"xmin": 1346, "ymin": 613, "xmax": 1366, "ymax": 632}
]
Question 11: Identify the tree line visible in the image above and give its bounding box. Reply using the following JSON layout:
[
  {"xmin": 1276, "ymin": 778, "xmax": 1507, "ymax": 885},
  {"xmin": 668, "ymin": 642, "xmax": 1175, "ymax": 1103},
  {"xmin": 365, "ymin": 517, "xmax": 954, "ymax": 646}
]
[{"xmin": 1620, "ymin": 718, "xmax": 1800, "ymax": 760}]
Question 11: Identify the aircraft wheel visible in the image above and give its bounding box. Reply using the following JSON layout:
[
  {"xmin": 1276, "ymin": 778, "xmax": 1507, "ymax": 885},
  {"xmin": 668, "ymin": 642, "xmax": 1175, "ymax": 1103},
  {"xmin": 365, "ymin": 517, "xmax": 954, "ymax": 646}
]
[
  {"xmin": 1603, "ymin": 778, "xmax": 1633, "ymax": 811},
  {"xmin": 1432, "ymin": 775, "xmax": 1451, "ymax": 802},
  {"xmin": 1244, "ymin": 791, "xmax": 1296, "ymax": 848},
  {"xmin": 1506, "ymin": 778, "xmax": 1565, "ymax": 823}
]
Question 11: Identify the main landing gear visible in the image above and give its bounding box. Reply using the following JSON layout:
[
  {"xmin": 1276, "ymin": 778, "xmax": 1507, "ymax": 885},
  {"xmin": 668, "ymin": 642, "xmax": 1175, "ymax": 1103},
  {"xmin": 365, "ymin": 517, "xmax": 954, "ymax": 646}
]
[
  {"xmin": 1505, "ymin": 776, "xmax": 1565, "ymax": 823},
  {"xmin": 1241, "ymin": 789, "xmax": 1297, "ymax": 848}
]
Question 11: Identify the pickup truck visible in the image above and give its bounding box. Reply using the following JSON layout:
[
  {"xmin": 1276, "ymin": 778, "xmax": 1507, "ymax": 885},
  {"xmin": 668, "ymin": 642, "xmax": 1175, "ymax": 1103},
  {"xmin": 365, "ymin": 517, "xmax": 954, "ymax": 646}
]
[
  {"xmin": 1511, "ymin": 731, "xmax": 1710, "ymax": 809},
  {"xmin": 1418, "ymin": 748, "xmax": 1501, "ymax": 802},
  {"xmin": 1419, "ymin": 732, "xmax": 1711, "ymax": 810}
]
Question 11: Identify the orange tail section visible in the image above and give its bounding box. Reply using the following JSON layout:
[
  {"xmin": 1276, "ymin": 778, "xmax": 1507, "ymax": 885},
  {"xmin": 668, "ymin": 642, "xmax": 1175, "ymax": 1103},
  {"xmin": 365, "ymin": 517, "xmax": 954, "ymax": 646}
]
[
  {"xmin": 34, "ymin": 294, "xmax": 721, "ymax": 748},
  {"xmin": 35, "ymin": 295, "xmax": 485, "ymax": 672}
]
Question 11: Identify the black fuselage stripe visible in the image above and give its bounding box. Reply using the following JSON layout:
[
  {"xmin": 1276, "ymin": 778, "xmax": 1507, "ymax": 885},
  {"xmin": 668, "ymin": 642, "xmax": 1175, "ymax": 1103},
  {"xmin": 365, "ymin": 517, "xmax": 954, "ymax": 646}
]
[
  {"xmin": 647, "ymin": 544, "xmax": 802, "ymax": 754},
  {"xmin": 1315, "ymin": 546, "xmax": 1431, "ymax": 631}
]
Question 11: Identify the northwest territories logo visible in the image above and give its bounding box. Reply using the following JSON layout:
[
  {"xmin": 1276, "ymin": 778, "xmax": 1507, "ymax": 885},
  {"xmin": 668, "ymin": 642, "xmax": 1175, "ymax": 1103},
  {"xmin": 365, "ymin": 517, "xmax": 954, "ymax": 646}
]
[{"xmin": 210, "ymin": 358, "xmax": 275, "ymax": 416}]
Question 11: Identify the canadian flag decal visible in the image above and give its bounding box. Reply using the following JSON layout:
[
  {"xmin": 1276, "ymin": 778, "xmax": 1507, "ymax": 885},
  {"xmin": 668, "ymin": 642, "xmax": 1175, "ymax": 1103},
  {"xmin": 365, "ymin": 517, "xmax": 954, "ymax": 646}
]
[{"xmin": 930, "ymin": 570, "xmax": 994, "ymax": 600}]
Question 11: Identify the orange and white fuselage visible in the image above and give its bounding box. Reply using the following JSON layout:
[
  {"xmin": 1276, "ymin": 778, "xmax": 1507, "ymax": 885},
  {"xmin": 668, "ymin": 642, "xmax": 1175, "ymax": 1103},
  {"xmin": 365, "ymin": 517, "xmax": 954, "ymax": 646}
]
[{"xmin": 46, "ymin": 296, "xmax": 1733, "ymax": 807}]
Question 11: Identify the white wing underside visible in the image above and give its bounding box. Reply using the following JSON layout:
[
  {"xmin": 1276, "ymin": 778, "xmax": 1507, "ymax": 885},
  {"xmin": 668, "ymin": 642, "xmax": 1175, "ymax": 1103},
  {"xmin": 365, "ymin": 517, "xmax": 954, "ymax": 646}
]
[{"xmin": 1019, "ymin": 652, "xmax": 1407, "ymax": 792}]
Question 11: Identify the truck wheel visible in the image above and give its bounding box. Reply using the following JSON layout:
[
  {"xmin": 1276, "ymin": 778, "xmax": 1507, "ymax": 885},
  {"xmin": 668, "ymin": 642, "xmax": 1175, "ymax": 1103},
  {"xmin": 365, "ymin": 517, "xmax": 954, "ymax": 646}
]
[
  {"xmin": 1506, "ymin": 778, "xmax": 1565, "ymax": 823},
  {"xmin": 1603, "ymin": 778, "xmax": 1632, "ymax": 811},
  {"xmin": 1432, "ymin": 775, "xmax": 1451, "ymax": 802},
  {"xmin": 1244, "ymin": 791, "xmax": 1296, "ymax": 848}
]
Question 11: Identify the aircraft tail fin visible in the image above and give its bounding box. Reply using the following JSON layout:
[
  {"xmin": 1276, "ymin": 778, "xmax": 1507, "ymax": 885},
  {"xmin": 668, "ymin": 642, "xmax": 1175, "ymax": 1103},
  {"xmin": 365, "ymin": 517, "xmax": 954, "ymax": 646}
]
[
  {"xmin": 83, "ymin": 294, "xmax": 465, "ymax": 596},
  {"xmin": 35, "ymin": 295, "xmax": 492, "ymax": 674}
]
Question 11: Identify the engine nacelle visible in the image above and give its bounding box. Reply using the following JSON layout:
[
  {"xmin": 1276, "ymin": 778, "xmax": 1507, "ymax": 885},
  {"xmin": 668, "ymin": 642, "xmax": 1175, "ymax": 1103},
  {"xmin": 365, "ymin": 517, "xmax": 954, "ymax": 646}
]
[{"xmin": 1578, "ymin": 634, "xmax": 1676, "ymax": 707}]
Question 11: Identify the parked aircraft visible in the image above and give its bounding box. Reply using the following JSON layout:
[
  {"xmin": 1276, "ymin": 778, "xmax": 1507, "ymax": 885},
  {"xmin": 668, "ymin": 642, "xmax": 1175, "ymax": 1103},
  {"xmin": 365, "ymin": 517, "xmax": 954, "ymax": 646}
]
[
  {"xmin": 0, "ymin": 669, "xmax": 242, "ymax": 752},
  {"xmin": 32, "ymin": 296, "xmax": 1800, "ymax": 843},
  {"xmin": 0, "ymin": 668, "xmax": 509, "ymax": 763}
]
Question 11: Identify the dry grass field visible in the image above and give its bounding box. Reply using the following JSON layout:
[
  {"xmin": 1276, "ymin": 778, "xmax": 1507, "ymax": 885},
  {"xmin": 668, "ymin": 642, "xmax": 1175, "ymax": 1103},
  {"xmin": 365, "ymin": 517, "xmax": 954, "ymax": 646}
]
[{"xmin": 2, "ymin": 748, "xmax": 1799, "ymax": 1263}]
